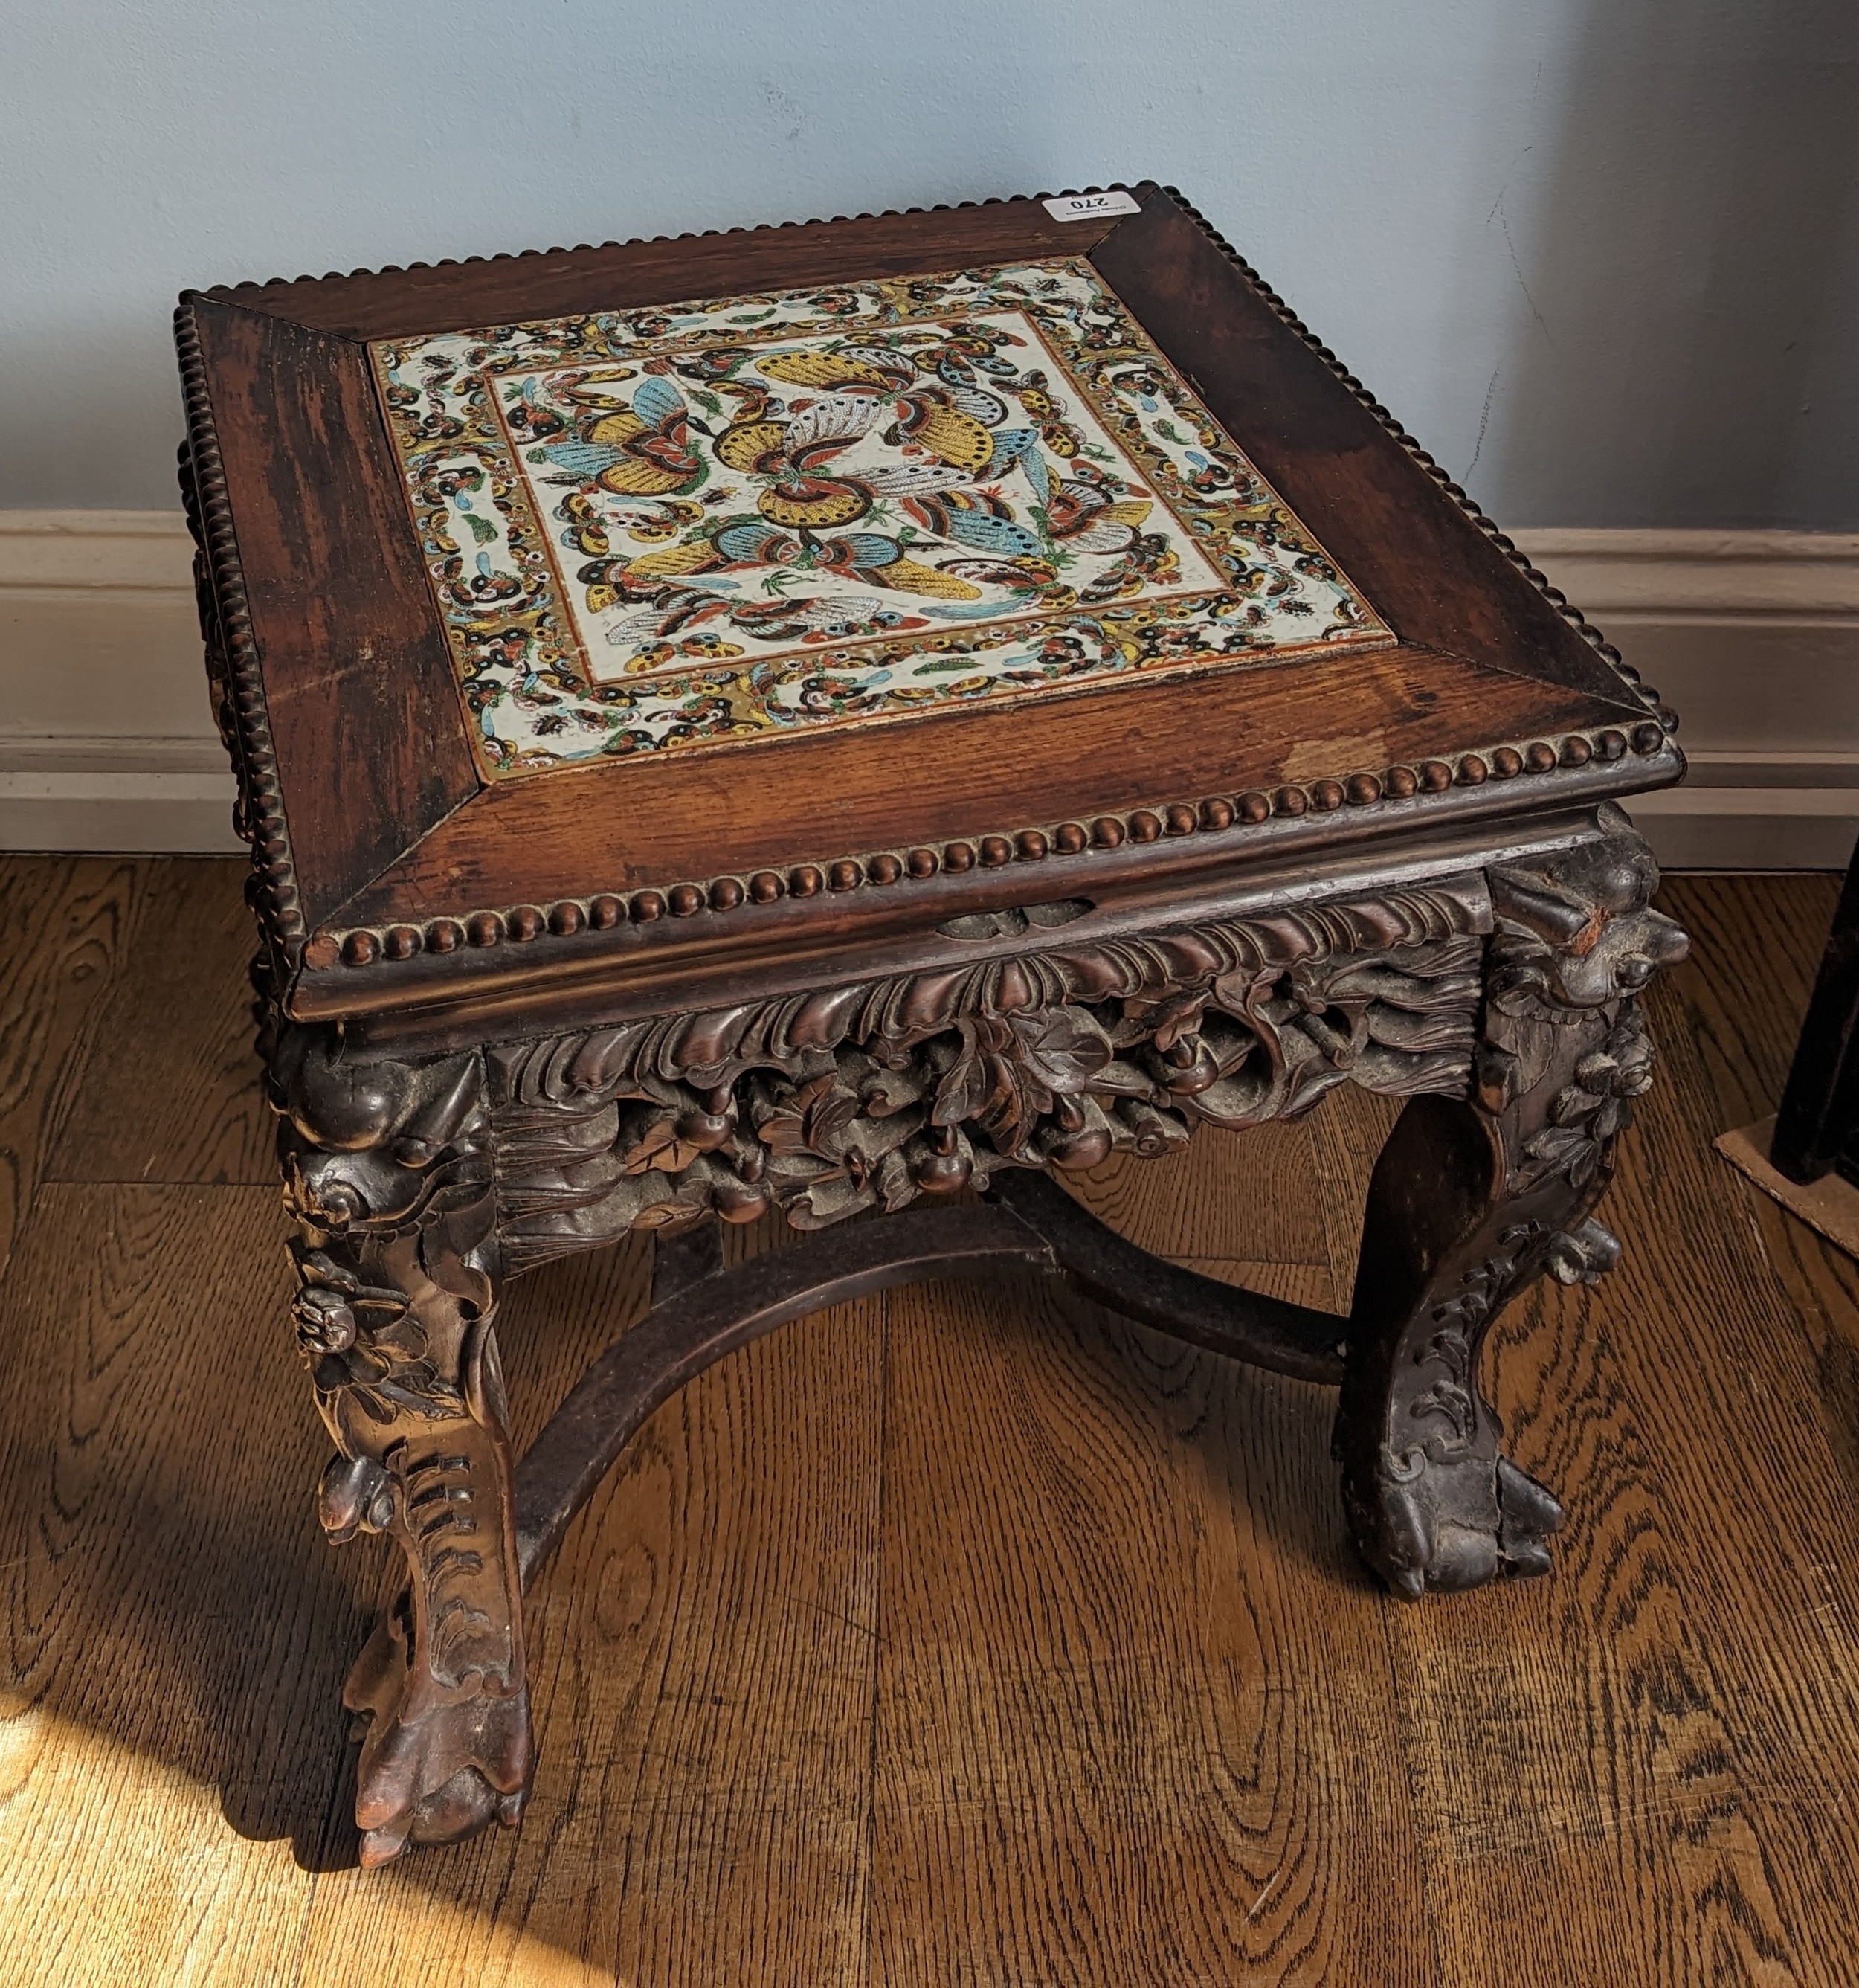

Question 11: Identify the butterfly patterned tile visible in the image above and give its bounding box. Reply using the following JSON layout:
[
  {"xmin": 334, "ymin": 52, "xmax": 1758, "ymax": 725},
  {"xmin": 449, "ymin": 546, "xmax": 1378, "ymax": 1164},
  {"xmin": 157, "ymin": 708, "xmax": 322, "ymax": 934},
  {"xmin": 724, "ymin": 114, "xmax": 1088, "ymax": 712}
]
[{"xmin": 371, "ymin": 260, "xmax": 1394, "ymax": 779}]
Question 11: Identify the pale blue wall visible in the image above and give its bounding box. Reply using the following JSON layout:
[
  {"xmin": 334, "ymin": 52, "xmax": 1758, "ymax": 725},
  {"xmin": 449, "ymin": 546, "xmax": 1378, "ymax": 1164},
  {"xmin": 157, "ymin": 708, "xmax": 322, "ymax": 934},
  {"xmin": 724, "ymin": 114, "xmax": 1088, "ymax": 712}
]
[{"xmin": 3, "ymin": 0, "xmax": 1855, "ymax": 527}]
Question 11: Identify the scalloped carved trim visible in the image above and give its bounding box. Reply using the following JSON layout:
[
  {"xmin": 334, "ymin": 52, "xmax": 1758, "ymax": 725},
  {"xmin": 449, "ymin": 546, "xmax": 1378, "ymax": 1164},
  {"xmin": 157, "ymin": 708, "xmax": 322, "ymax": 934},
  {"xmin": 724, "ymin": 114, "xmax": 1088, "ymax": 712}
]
[{"xmin": 305, "ymin": 723, "xmax": 1673, "ymax": 972}]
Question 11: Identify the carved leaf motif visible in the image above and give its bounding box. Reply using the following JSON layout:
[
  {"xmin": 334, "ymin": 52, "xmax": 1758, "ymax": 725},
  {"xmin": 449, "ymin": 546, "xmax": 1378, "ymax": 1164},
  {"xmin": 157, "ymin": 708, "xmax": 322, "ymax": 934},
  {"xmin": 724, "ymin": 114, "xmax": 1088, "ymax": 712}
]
[
  {"xmin": 462, "ymin": 878, "xmax": 1500, "ymax": 1249},
  {"xmin": 349, "ymin": 1386, "xmax": 402, "ymax": 1428},
  {"xmin": 859, "ymin": 1067, "xmax": 924, "ymax": 1117},
  {"xmin": 758, "ymin": 1072, "xmax": 836, "ymax": 1158},
  {"xmin": 927, "ymin": 1007, "xmax": 1115, "ymax": 1154},
  {"xmin": 1211, "ymin": 962, "xmax": 1280, "ymax": 1019},
  {"xmin": 1524, "ymin": 1122, "xmax": 1605, "ymax": 1188},
  {"xmin": 931, "ymin": 1021, "xmax": 1000, "ymax": 1130},
  {"xmin": 874, "ymin": 1147, "xmax": 916, "ymax": 1213},
  {"xmin": 803, "ymin": 1077, "xmax": 860, "ymax": 1155},
  {"xmin": 787, "ymin": 1170, "xmax": 877, "ymax": 1231},
  {"xmin": 1092, "ymin": 1056, "xmax": 1157, "ymax": 1098},
  {"xmin": 1365, "ymin": 1008, "xmax": 1475, "ymax": 1054},
  {"xmin": 629, "ymin": 1166, "xmax": 721, "ymax": 1231},
  {"xmin": 1004, "ymin": 1007, "xmax": 1113, "ymax": 1097}
]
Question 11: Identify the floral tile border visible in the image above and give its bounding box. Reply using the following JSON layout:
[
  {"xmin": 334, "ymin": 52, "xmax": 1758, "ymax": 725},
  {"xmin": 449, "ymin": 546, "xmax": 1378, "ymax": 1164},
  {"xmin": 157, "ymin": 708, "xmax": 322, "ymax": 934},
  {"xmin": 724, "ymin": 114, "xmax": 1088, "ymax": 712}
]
[{"xmin": 371, "ymin": 258, "xmax": 1394, "ymax": 780}]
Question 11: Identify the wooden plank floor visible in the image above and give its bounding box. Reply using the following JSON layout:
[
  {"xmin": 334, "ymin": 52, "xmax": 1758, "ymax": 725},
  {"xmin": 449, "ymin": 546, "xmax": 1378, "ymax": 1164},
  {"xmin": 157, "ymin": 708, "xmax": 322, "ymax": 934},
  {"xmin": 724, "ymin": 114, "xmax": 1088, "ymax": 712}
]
[{"xmin": 0, "ymin": 858, "xmax": 1855, "ymax": 1986}]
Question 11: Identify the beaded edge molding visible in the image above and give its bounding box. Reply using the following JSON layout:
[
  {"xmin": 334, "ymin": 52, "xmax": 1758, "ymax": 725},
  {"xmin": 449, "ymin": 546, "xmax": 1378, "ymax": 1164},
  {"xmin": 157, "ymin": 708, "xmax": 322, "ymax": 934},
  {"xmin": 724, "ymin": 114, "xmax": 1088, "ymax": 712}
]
[
  {"xmin": 204, "ymin": 183, "xmax": 1136, "ymax": 305},
  {"xmin": 1159, "ymin": 186, "xmax": 1672, "ymax": 727},
  {"xmin": 306, "ymin": 725, "xmax": 1675, "ymax": 971},
  {"xmin": 180, "ymin": 182, "xmax": 1679, "ymax": 978},
  {"xmin": 174, "ymin": 303, "xmax": 304, "ymax": 951},
  {"xmin": 197, "ymin": 174, "xmax": 1675, "ymax": 731}
]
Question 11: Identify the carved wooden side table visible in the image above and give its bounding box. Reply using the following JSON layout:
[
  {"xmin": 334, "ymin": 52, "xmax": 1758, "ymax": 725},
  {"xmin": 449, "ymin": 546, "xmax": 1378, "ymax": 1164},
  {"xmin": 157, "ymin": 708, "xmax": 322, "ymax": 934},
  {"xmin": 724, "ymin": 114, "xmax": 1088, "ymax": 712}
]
[{"xmin": 176, "ymin": 184, "xmax": 1689, "ymax": 1865}]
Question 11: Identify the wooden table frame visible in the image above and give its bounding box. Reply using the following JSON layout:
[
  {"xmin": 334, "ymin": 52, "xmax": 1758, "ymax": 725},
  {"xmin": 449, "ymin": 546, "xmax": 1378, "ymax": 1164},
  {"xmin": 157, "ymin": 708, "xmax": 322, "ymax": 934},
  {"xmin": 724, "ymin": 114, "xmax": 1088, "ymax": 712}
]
[{"xmin": 178, "ymin": 184, "xmax": 1688, "ymax": 1865}]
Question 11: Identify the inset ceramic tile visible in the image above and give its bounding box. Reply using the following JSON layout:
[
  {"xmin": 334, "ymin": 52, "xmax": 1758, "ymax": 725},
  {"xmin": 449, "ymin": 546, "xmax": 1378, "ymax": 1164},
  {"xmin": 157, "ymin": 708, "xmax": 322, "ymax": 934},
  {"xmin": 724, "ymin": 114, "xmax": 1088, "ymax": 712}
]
[{"xmin": 372, "ymin": 260, "xmax": 1392, "ymax": 778}]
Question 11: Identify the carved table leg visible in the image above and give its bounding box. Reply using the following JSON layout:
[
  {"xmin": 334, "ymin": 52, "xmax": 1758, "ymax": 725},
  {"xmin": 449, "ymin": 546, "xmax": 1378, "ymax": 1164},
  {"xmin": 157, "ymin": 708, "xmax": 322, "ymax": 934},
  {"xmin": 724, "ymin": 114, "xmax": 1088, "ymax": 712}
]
[
  {"xmin": 256, "ymin": 811, "xmax": 1687, "ymax": 1861},
  {"xmin": 273, "ymin": 1029, "xmax": 532, "ymax": 1865},
  {"xmin": 1336, "ymin": 811, "xmax": 1689, "ymax": 1598}
]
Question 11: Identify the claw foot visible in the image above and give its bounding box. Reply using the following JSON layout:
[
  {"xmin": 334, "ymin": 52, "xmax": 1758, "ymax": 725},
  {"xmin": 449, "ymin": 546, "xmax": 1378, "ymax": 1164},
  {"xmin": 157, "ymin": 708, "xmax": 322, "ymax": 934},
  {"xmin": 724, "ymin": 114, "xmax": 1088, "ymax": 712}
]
[
  {"xmin": 342, "ymin": 1595, "xmax": 532, "ymax": 1866},
  {"xmin": 1353, "ymin": 1450, "xmax": 1565, "ymax": 1601}
]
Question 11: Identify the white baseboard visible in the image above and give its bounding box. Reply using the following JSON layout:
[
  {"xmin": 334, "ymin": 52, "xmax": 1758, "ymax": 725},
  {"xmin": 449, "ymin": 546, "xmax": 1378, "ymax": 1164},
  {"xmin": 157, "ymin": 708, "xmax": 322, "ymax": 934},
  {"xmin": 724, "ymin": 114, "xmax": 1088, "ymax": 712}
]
[
  {"xmin": 1, "ymin": 512, "xmax": 1854, "ymax": 867},
  {"xmin": 0, "ymin": 512, "xmax": 243, "ymax": 855},
  {"xmin": 0, "ymin": 735, "xmax": 242, "ymax": 853},
  {"xmin": 1518, "ymin": 529, "xmax": 1859, "ymax": 869}
]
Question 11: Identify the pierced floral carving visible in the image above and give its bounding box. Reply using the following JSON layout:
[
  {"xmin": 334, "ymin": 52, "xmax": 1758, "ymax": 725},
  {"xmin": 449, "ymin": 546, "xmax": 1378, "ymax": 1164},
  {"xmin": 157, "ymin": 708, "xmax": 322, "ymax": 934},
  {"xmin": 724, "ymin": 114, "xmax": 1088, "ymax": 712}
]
[
  {"xmin": 1522, "ymin": 1008, "xmax": 1657, "ymax": 1189},
  {"xmin": 1407, "ymin": 1228, "xmax": 1542, "ymax": 1455},
  {"xmin": 481, "ymin": 879, "xmax": 1489, "ymax": 1267}
]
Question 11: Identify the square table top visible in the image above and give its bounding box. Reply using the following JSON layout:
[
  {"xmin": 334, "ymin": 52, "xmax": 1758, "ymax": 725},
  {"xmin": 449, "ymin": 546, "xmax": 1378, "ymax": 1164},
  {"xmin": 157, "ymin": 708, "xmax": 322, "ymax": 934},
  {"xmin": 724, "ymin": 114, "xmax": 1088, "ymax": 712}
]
[
  {"xmin": 177, "ymin": 184, "xmax": 1681, "ymax": 1031},
  {"xmin": 370, "ymin": 254, "xmax": 1390, "ymax": 782}
]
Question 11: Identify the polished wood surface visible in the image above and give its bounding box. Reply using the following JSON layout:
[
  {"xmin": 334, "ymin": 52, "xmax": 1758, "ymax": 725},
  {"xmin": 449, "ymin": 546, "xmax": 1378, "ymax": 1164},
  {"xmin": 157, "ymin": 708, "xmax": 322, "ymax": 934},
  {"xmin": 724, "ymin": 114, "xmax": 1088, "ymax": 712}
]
[
  {"xmin": 334, "ymin": 644, "xmax": 1635, "ymax": 932},
  {"xmin": 2, "ymin": 858, "xmax": 1852, "ymax": 1983},
  {"xmin": 1090, "ymin": 198, "xmax": 1626, "ymax": 704},
  {"xmin": 178, "ymin": 184, "xmax": 1678, "ymax": 1020},
  {"xmin": 189, "ymin": 297, "xmax": 480, "ymax": 934},
  {"xmin": 207, "ymin": 194, "xmax": 1131, "ymax": 342}
]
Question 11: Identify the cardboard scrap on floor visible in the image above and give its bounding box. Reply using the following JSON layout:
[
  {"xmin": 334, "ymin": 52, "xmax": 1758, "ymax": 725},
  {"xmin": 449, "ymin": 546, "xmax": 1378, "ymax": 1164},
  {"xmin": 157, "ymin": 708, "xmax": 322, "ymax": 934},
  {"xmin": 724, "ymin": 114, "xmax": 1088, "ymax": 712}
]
[{"xmin": 1716, "ymin": 1113, "xmax": 1859, "ymax": 1262}]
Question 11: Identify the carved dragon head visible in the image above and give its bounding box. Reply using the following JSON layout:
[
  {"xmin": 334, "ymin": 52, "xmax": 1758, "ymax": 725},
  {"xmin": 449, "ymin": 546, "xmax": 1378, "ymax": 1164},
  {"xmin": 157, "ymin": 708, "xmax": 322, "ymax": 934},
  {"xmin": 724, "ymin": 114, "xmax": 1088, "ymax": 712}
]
[
  {"xmin": 1488, "ymin": 810, "xmax": 1690, "ymax": 1012},
  {"xmin": 272, "ymin": 1032, "xmax": 490, "ymax": 1235}
]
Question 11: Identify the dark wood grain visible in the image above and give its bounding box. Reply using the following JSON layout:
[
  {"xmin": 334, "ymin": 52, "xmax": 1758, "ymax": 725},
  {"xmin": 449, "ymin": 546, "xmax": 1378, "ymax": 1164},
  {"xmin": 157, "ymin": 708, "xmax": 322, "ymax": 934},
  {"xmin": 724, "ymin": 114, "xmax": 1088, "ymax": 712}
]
[
  {"xmin": 46, "ymin": 856, "xmax": 273, "ymax": 1186},
  {"xmin": 1652, "ymin": 873, "xmax": 1859, "ymax": 1579},
  {"xmin": 1369, "ymin": 911, "xmax": 1859, "ymax": 1985},
  {"xmin": 177, "ymin": 184, "xmax": 1677, "ymax": 1023},
  {"xmin": 1177, "ymin": 1258, "xmax": 1342, "ymax": 1313},
  {"xmin": 325, "ymin": 643, "xmax": 1644, "ymax": 945},
  {"xmin": 1061, "ymin": 1116, "xmax": 1330, "ymax": 1267},
  {"xmin": 867, "ymin": 1271, "xmax": 1430, "ymax": 1985},
  {"xmin": 306, "ymin": 776, "xmax": 1657, "ymax": 1043},
  {"xmin": 299, "ymin": 1237, "xmax": 892, "ymax": 1981},
  {"xmin": 0, "ymin": 1181, "xmax": 347, "ymax": 1978},
  {"xmin": 184, "ymin": 297, "xmax": 480, "ymax": 935},
  {"xmin": 512, "ymin": 1186, "xmax": 1352, "ymax": 1587},
  {"xmin": 10, "ymin": 863, "xmax": 1859, "ymax": 1984},
  {"xmin": 1304, "ymin": 1085, "xmax": 1404, "ymax": 1299},
  {"xmin": 512, "ymin": 1203, "xmax": 1056, "ymax": 1579},
  {"xmin": 1657, "ymin": 874, "xmax": 1835, "ymax": 1128}
]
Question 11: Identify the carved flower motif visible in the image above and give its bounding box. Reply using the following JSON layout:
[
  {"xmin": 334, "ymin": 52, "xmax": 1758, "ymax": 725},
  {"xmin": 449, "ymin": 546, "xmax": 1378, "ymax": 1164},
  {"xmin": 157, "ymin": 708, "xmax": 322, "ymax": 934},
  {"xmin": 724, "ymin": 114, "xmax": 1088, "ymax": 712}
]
[
  {"xmin": 294, "ymin": 1285, "xmax": 358, "ymax": 1356},
  {"xmin": 1525, "ymin": 1009, "xmax": 1655, "ymax": 1188},
  {"xmin": 748, "ymin": 1068, "xmax": 927, "ymax": 1227},
  {"xmin": 289, "ymin": 1245, "xmax": 443, "ymax": 1425},
  {"xmin": 480, "ymin": 884, "xmax": 1495, "ymax": 1247},
  {"xmin": 759, "ymin": 1071, "xmax": 860, "ymax": 1163}
]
